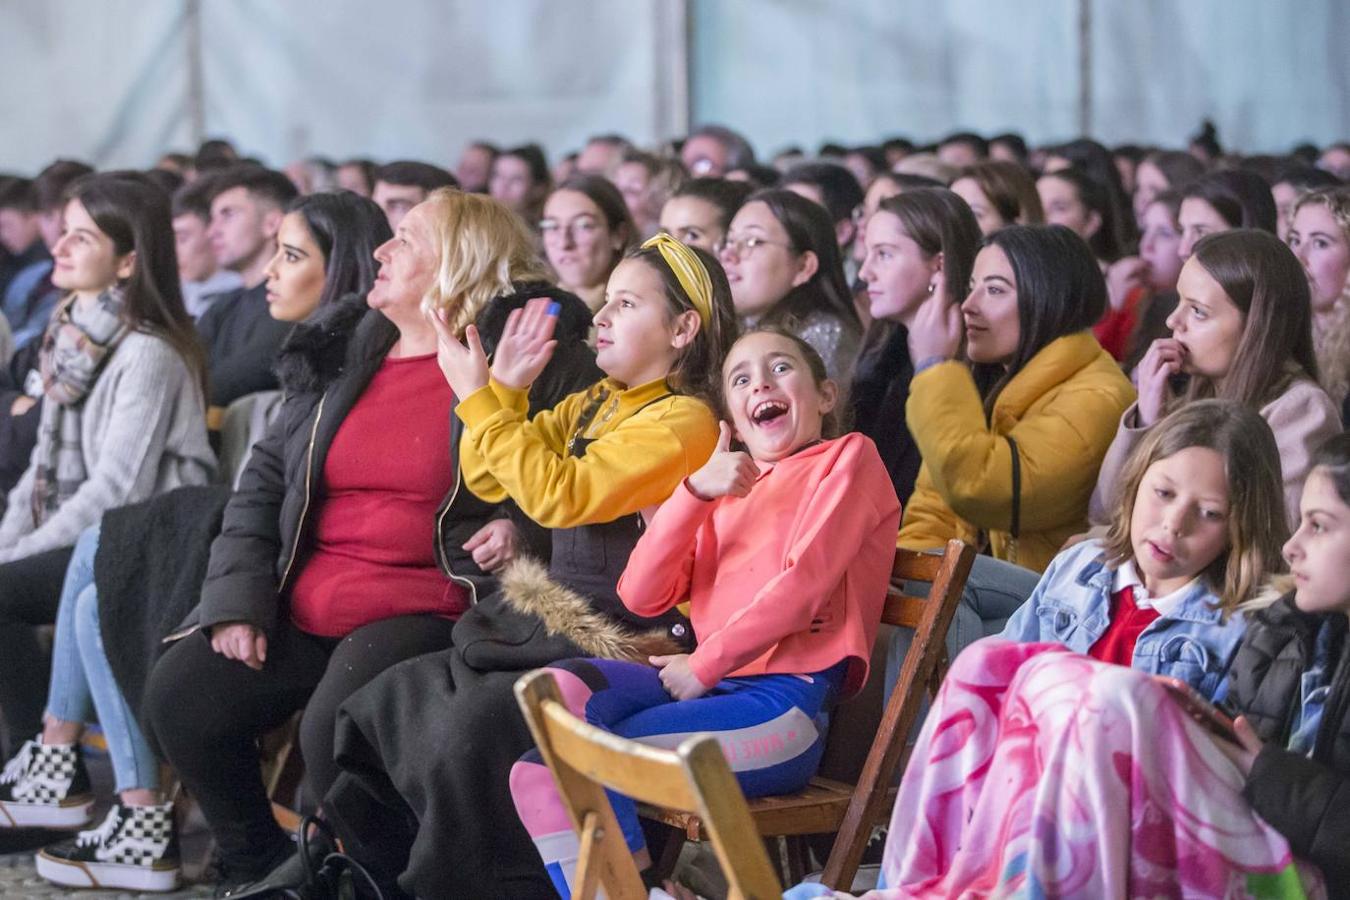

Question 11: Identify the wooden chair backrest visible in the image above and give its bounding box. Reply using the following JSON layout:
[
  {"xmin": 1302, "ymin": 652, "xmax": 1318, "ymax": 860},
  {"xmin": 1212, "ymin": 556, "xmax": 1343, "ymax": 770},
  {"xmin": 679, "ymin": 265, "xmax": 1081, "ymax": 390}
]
[
  {"xmin": 514, "ymin": 669, "xmax": 783, "ymax": 900},
  {"xmin": 819, "ymin": 540, "xmax": 975, "ymax": 888}
]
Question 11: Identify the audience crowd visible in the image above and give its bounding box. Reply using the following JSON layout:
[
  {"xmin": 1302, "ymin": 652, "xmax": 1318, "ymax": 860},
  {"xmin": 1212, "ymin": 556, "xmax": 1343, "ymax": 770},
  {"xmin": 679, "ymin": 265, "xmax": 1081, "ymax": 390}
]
[{"xmin": 0, "ymin": 121, "xmax": 1347, "ymax": 899}]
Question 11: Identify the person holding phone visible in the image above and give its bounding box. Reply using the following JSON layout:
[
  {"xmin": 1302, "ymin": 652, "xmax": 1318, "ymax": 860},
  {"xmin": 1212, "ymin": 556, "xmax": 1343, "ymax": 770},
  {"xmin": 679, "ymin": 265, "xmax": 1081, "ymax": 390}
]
[
  {"xmin": 1220, "ymin": 431, "xmax": 1350, "ymax": 894},
  {"xmin": 998, "ymin": 400, "xmax": 1281, "ymax": 700},
  {"xmin": 789, "ymin": 431, "xmax": 1350, "ymax": 899}
]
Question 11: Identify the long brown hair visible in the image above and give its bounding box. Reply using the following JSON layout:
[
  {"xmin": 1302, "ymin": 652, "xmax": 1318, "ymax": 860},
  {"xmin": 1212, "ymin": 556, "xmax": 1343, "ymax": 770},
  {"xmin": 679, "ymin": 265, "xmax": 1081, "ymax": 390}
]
[
  {"xmin": 1101, "ymin": 400, "xmax": 1287, "ymax": 615},
  {"xmin": 955, "ymin": 161, "xmax": 1044, "ymax": 226},
  {"xmin": 744, "ymin": 189, "xmax": 860, "ymax": 334},
  {"xmin": 66, "ymin": 172, "xmax": 207, "ymax": 398},
  {"xmin": 1184, "ymin": 229, "xmax": 1320, "ymax": 406},
  {"xmin": 875, "ymin": 187, "xmax": 982, "ymax": 309}
]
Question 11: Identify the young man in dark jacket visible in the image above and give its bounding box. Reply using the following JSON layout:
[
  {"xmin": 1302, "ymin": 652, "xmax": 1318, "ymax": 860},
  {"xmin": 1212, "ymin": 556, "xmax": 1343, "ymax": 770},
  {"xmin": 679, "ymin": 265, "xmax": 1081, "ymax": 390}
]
[{"xmin": 195, "ymin": 165, "xmax": 298, "ymax": 410}]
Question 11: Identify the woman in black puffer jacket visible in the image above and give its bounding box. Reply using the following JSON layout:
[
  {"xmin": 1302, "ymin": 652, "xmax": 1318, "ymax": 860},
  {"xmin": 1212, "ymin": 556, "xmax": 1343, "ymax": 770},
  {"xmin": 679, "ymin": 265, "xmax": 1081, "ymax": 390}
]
[
  {"xmin": 1225, "ymin": 432, "xmax": 1350, "ymax": 895},
  {"xmin": 142, "ymin": 190, "xmax": 599, "ymax": 895}
]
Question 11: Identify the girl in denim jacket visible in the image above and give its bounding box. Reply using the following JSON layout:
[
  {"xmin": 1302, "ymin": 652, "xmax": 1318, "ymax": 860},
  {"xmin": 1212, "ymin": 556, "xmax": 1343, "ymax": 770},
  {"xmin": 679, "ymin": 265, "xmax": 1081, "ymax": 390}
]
[{"xmin": 999, "ymin": 399, "xmax": 1289, "ymax": 700}]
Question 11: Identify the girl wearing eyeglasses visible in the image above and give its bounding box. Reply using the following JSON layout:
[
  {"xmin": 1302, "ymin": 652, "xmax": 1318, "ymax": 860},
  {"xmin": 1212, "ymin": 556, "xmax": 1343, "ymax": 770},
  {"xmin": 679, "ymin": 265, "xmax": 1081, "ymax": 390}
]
[
  {"xmin": 717, "ymin": 189, "xmax": 862, "ymax": 385},
  {"xmin": 539, "ymin": 175, "xmax": 637, "ymax": 318}
]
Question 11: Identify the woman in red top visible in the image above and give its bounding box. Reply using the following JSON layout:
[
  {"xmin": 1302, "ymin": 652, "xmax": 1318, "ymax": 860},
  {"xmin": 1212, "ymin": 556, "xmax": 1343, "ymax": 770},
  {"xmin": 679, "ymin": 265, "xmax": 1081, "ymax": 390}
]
[{"xmin": 142, "ymin": 190, "xmax": 600, "ymax": 893}]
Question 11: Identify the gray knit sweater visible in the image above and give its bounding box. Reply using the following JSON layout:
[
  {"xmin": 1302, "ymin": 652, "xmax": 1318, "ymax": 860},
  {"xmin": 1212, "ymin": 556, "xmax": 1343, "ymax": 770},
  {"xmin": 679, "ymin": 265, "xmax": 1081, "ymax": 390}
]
[{"xmin": 0, "ymin": 330, "xmax": 217, "ymax": 562}]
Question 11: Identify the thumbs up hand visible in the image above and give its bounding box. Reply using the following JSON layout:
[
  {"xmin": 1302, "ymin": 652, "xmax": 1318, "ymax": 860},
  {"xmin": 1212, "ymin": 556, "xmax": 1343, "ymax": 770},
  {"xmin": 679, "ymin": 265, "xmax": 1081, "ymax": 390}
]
[{"xmin": 686, "ymin": 422, "xmax": 761, "ymax": 500}]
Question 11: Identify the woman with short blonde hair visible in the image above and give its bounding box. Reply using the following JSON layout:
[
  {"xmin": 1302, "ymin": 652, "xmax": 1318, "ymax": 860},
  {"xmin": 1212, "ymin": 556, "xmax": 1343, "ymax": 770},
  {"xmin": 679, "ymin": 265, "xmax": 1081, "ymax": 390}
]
[
  {"xmin": 419, "ymin": 187, "xmax": 552, "ymax": 332},
  {"xmin": 142, "ymin": 192, "xmax": 599, "ymax": 895}
]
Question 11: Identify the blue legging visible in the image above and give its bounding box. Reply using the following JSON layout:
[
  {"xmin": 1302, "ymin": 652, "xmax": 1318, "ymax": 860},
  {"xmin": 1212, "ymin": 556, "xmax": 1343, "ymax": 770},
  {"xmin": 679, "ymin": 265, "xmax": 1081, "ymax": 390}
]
[
  {"xmin": 45, "ymin": 523, "xmax": 160, "ymax": 793},
  {"xmin": 510, "ymin": 657, "xmax": 843, "ymax": 898}
]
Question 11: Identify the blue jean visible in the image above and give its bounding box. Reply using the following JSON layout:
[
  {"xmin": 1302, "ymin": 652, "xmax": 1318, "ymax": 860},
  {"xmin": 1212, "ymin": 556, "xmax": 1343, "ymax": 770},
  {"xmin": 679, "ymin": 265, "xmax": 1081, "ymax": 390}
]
[
  {"xmin": 45, "ymin": 523, "xmax": 160, "ymax": 793},
  {"xmin": 884, "ymin": 554, "xmax": 1042, "ymax": 708}
]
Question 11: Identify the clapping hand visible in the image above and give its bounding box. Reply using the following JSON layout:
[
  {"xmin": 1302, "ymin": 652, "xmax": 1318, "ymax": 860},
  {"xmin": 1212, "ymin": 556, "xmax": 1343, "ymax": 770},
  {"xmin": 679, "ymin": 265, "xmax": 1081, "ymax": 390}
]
[
  {"xmin": 427, "ymin": 307, "xmax": 490, "ymax": 400},
  {"xmin": 685, "ymin": 422, "xmax": 760, "ymax": 500},
  {"xmin": 490, "ymin": 298, "xmax": 560, "ymax": 390}
]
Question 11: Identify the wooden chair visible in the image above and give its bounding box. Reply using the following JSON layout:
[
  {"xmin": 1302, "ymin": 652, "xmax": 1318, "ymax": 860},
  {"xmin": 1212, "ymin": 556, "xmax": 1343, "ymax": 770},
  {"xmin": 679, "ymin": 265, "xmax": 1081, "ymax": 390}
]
[
  {"xmin": 640, "ymin": 539, "xmax": 975, "ymax": 890},
  {"xmin": 514, "ymin": 669, "xmax": 783, "ymax": 900},
  {"xmin": 260, "ymin": 714, "xmax": 306, "ymax": 832}
]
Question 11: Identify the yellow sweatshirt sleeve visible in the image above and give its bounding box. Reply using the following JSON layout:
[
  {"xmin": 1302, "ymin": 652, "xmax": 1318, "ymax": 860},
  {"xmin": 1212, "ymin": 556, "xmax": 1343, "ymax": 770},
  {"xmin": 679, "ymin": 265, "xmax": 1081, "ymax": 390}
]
[
  {"xmin": 456, "ymin": 381, "xmax": 585, "ymax": 504},
  {"xmin": 457, "ymin": 387, "xmax": 718, "ymax": 529}
]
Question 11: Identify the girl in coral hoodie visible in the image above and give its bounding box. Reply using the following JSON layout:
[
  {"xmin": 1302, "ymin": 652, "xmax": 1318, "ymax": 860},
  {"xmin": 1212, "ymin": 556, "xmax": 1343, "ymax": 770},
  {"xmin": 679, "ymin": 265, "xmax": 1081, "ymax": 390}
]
[{"xmin": 509, "ymin": 328, "xmax": 901, "ymax": 898}]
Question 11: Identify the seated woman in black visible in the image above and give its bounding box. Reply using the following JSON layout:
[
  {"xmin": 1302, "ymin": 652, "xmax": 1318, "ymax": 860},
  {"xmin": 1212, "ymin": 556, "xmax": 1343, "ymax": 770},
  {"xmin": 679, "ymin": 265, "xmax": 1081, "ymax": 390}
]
[{"xmin": 142, "ymin": 189, "xmax": 598, "ymax": 894}]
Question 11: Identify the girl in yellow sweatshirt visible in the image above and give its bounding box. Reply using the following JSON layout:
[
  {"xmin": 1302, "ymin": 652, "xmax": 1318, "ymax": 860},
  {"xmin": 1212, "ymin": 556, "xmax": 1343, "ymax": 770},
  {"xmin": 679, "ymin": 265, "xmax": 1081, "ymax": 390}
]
[
  {"xmin": 435, "ymin": 234, "xmax": 735, "ymax": 637},
  {"xmin": 321, "ymin": 235, "xmax": 736, "ymax": 900}
]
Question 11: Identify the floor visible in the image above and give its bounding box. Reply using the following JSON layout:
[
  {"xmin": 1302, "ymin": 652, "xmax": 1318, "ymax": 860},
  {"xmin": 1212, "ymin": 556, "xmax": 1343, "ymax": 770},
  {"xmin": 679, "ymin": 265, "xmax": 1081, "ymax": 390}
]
[{"xmin": 0, "ymin": 750, "xmax": 217, "ymax": 898}]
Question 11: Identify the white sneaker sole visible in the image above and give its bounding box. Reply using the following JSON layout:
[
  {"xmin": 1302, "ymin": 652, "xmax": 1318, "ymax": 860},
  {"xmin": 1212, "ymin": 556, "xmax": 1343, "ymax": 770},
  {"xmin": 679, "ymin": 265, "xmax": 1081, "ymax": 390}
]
[
  {"xmin": 35, "ymin": 850, "xmax": 182, "ymax": 892},
  {"xmin": 0, "ymin": 796, "xmax": 94, "ymax": 828}
]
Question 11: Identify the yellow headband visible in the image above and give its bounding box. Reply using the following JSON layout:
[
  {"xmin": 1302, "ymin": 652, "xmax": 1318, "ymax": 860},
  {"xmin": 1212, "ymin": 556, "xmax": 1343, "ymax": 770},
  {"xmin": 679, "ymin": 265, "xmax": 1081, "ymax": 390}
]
[{"xmin": 641, "ymin": 233, "xmax": 713, "ymax": 326}]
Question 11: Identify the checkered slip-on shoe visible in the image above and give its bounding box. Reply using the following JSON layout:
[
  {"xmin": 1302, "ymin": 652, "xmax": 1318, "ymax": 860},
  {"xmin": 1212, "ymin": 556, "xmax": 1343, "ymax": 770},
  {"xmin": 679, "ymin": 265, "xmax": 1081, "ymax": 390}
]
[
  {"xmin": 0, "ymin": 737, "xmax": 94, "ymax": 828},
  {"xmin": 37, "ymin": 801, "xmax": 181, "ymax": 892}
]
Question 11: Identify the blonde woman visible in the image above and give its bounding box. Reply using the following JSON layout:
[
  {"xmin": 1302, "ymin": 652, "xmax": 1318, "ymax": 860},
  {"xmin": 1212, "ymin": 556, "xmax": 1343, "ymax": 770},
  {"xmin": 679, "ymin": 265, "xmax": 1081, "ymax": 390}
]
[
  {"xmin": 1287, "ymin": 186, "xmax": 1350, "ymax": 409},
  {"xmin": 141, "ymin": 189, "xmax": 599, "ymax": 895}
]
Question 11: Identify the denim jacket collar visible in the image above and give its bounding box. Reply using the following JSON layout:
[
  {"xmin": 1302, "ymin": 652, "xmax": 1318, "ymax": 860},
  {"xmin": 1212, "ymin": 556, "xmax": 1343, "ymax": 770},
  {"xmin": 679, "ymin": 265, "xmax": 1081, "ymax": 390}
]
[{"xmin": 1073, "ymin": 551, "xmax": 1226, "ymax": 626}]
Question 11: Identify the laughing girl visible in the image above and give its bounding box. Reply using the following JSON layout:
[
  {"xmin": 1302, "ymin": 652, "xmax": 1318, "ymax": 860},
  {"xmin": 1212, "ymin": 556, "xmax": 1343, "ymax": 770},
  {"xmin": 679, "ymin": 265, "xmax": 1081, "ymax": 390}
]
[{"xmin": 509, "ymin": 329, "xmax": 900, "ymax": 898}]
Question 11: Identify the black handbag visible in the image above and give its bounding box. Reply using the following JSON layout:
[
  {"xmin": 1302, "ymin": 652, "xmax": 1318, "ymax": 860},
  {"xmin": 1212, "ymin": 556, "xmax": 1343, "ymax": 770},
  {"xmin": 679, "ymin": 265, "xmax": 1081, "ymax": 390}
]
[{"xmin": 1006, "ymin": 435, "xmax": 1022, "ymax": 564}]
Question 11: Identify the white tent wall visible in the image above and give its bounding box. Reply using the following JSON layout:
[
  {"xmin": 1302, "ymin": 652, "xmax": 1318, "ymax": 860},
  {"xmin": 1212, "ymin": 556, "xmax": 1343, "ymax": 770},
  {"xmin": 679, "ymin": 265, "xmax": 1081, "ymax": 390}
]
[
  {"xmin": 1, "ymin": 0, "xmax": 1347, "ymax": 175},
  {"xmin": 1087, "ymin": 0, "xmax": 1350, "ymax": 150},
  {"xmin": 691, "ymin": 0, "xmax": 1349, "ymax": 156},
  {"xmin": 690, "ymin": 0, "xmax": 1083, "ymax": 157},
  {"xmin": 196, "ymin": 0, "xmax": 683, "ymax": 169},
  {"xmin": 1, "ymin": 0, "xmax": 683, "ymax": 173},
  {"xmin": 0, "ymin": 1, "xmax": 195, "ymax": 172}
]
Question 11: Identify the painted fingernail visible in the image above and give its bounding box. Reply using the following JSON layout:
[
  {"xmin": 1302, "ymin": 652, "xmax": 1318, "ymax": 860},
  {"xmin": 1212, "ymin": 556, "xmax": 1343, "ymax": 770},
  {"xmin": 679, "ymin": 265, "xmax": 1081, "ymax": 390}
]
[{"xmin": 547, "ymin": 302, "xmax": 561, "ymax": 316}]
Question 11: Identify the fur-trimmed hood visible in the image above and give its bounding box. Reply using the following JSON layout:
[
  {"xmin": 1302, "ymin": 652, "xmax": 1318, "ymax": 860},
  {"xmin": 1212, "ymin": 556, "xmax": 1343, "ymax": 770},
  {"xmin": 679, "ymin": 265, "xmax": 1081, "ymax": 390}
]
[
  {"xmin": 497, "ymin": 556, "xmax": 683, "ymax": 662},
  {"xmin": 272, "ymin": 281, "xmax": 594, "ymax": 396},
  {"xmin": 273, "ymin": 292, "xmax": 376, "ymax": 395}
]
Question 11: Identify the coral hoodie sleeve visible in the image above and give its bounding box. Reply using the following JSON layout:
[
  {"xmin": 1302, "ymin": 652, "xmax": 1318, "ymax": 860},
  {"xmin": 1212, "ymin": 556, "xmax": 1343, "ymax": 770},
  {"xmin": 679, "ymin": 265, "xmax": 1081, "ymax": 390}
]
[
  {"xmin": 686, "ymin": 440, "xmax": 900, "ymax": 688},
  {"xmin": 458, "ymin": 386, "xmax": 717, "ymax": 529},
  {"xmin": 617, "ymin": 481, "xmax": 717, "ymax": 618}
]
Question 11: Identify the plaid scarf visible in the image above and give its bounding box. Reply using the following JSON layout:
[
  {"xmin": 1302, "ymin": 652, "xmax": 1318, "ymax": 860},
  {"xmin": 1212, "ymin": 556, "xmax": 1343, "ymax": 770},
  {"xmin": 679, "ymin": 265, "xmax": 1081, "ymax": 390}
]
[{"xmin": 31, "ymin": 288, "xmax": 131, "ymax": 525}]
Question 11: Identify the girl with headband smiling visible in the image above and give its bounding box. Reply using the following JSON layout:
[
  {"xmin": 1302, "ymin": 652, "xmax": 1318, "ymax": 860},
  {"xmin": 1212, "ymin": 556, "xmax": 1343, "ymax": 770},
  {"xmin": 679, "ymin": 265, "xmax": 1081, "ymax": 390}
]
[{"xmin": 320, "ymin": 233, "xmax": 737, "ymax": 899}]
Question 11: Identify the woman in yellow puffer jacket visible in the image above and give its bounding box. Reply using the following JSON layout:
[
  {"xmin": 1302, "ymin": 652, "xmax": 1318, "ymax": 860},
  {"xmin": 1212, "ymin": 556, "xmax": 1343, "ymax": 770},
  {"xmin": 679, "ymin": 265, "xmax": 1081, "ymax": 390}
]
[{"xmin": 893, "ymin": 224, "xmax": 1135, "ymax": 665}]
